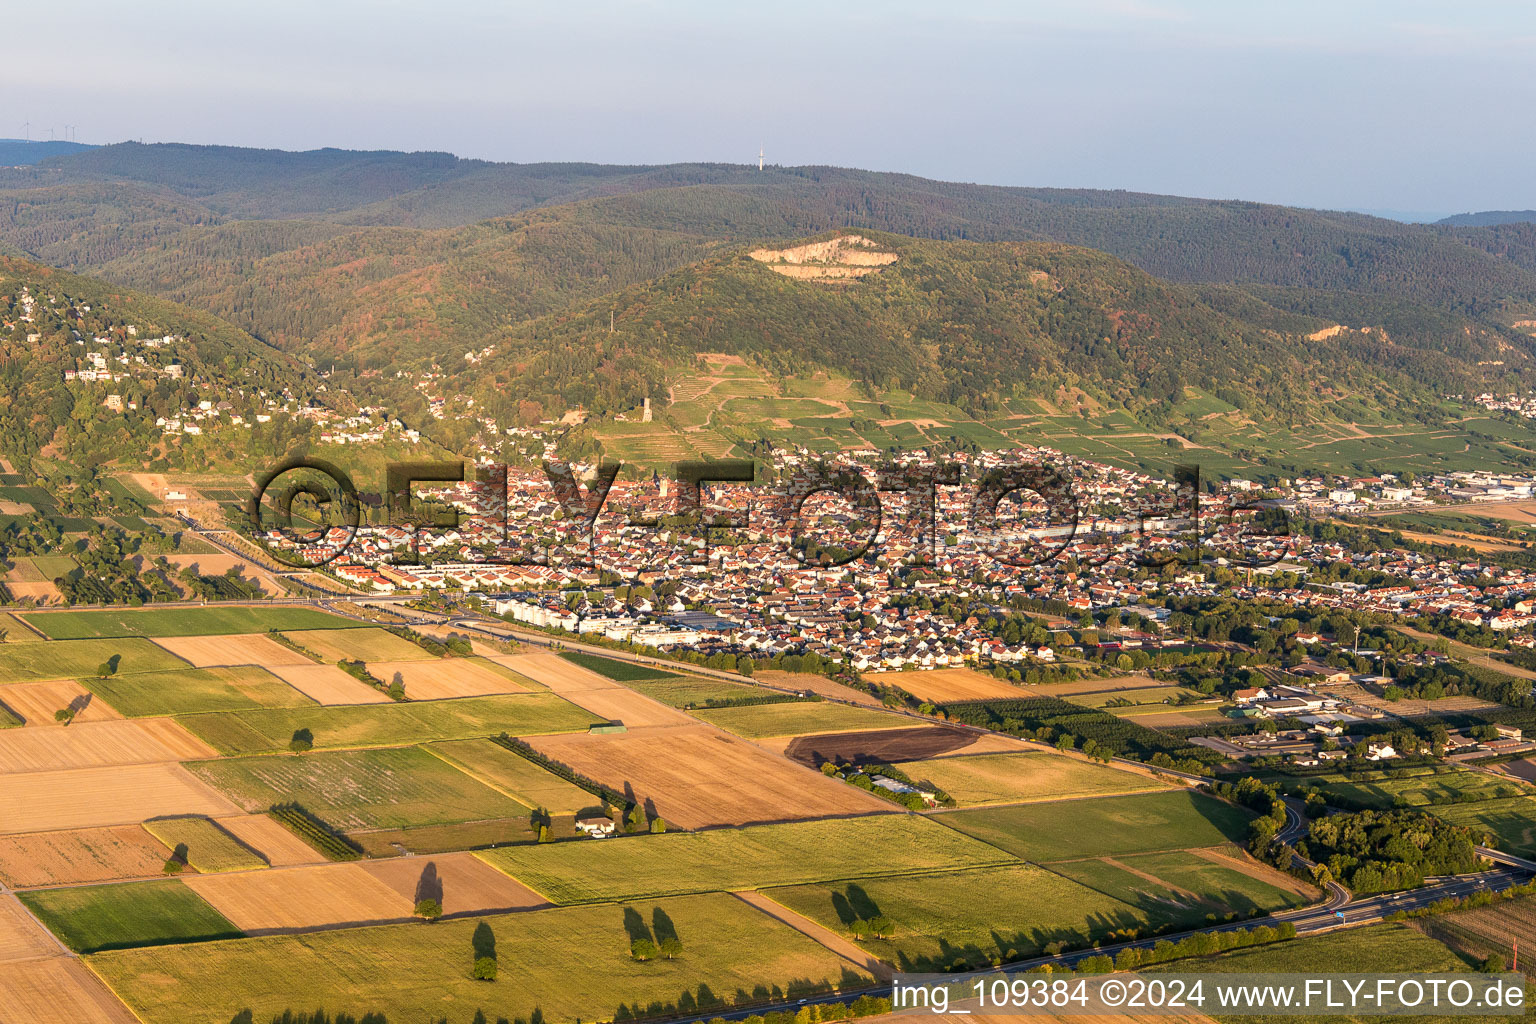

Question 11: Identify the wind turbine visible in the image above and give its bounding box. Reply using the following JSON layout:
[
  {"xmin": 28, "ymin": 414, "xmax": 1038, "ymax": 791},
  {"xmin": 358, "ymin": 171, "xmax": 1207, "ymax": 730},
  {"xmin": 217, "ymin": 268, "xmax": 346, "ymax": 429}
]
[
  {"xmin": 20, "ymin": 121, "xmax": 30, "ymax": 142},
  {"xmin": 758, "ymin": 146, "xmax": 764, "ymax": 171}
]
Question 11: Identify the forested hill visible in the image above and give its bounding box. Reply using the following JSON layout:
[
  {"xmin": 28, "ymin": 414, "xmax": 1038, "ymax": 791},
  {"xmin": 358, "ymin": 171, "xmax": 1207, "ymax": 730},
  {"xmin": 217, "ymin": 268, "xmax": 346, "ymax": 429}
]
[
  {"xmin": 1438, "ymin": 211, "xmax": 1536, "ymax": 228},
  {"xmin": 0, "ymin": 254, "xmax": 318, "ymax": 469},
  {"xmin": 456, "ymin": 231, "xmax": 1536, "ymax": 429}
]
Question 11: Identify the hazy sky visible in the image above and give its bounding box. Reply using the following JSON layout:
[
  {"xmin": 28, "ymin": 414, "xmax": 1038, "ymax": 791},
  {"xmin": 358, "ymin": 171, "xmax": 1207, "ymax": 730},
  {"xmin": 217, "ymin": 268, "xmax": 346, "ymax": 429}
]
[{"xmin": 9, "ymin": 0, "xmax": 1535, "ymax": 216}]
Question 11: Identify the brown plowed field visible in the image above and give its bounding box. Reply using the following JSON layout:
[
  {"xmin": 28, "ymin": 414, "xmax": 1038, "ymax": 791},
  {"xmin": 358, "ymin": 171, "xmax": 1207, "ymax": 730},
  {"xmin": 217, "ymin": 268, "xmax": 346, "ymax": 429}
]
[
  {"xmin": 0, "ymin": 894, "xmax": 58, "ymax": 962},
  {"xmin": 184, "ymin": 862, "xmax": 413, "ymax": 932},
  {"xmin": 0, "ymin": 718, "xmax": 217, "ymax": 773},
  {"xmin": 499, "ymin": 652, "xmax": 693, "ymax": 726},
  {"xmin": 0, "ymin": 764, "xmax": 240, "ymax": 835},
  {"xmin": 0, "ymin": 680, "xmax": 120, "ymax": 726},
  {"xmin": 367, "ymin": 658, "xmax": 530, "ymax": 700},
  {"xmin": 360, "ymin": 851, "xmax": 548, "ymax": 915},
  {"xmin": 212, "ymin": 814, "xmax": 328, "ymax": 867},
  {"xmin": 152, "ymin": 633, "xmax": 314, "ymax": 668},
  {"xmin": 0, "ymin": 956, "xmax": 142, "ymax": 1023},
  {"xmin": 0, "ymin": 826, "xmax": 175, "ymax": 887},
  {"xmin": 782, "ymin": 725, "xmax": 988, "ymax": 768},
  {"xmin": 268, "ymin": 663, "xmax": 392, "ymax": 705},
  {"xmin": 525, "ymin": 723, "xmax": 891, "ymax": 829}
]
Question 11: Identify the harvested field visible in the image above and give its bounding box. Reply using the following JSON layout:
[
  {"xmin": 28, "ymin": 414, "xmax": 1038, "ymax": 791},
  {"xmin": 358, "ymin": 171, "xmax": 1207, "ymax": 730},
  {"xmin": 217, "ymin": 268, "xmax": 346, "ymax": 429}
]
[
  {"xmin": 480, "ymin": 814, "xmax": 1009, "ymax": 904},
  {"xmin": 185, "ymin": 863, "xmax": 412, "ymax": 932},
  {"xmin": 151, "ymin": 632, "xmax": 314, "ymax": 668},
  {"xmin": 86, "ymin": 666, "xmax": 313, "ymax": 717},
  {"xmin": 694, "ymin": 701, "xmax": 906, "ymax": 739},
  {"xmin": 20, "ymin": 606, "xmax": 353, "ymax": 640},
  {"xmin": 782, "ymin": 725, "xmax": 989, "ymax": 768},
  {"xmin": 525, "ymin": 723, "xmax": 892, "ymax": 829},
  {"xmin": 212, "ymin": 814, "xmax": 328, "ymax": 867},
  {"xmin": 0, "ymin": 611, "xmax": 46, "ymax": 641},
  {"xmin": 1050, "ymin": 849, "xmax": 1312, "ymax": 921},
  {"xmin": 361, "ymin": 851, "xmax": 549, "ymax": 915},
  {"xmin": 901, "ymin": 751, "xmax": 1168, "ymax": 806},
  {"xmin": 3, "ymin": 581, "xmax": 62, "ymax": 604},
  {"xmin": 143, "ymin": 817, "xmax": 265, "ymax": 873},
  {"xmin": 886, "ymin": 667, "xmax": 1025, "ymax": 702},
  {"xmin": 0, "ymin": 717, "xmax": 217, "ymax": 773},
  {"xmin": 488, "ymin": 651, "xmax": 612, "ymax": 691},
  {"xmin": 282, "ymin": 627, "xmax": 435, "ymax": 663},
  {"xmin": 0, "ymin": 764, "xmax": 240, "ymax": 835},
  {"xmin": 0, "ymin": 893, "xmax": 60, "ymax": 962},
  {"xmin": 0, "ymin": 826, "xmax": 175, "ymax": 888},
  {"xmin": 501, "ymin": 651, "xmax": 694, "ymax": 726},
  {"xmin": 0, "ymin": 680, "xmax": 119, "ymax": 726},
  {"xmin": 754, "ymin": 670, "xmax": 885, "ymax": 706},
  {"xmin": 186, "ymin": 745, "xmax": 528, "ymax": 830},
  {"xmin": 428, "ymin": 738, "xmax": 597, "ymax": 814},
  {"xmin": 0, "ymin": 956, "xmax": 142, "ymax": 1024},
  {"xmin": 367, "ymin": 657, "xmax": 531, "ymax": 700},
  {"xmin": 0, "ymin": 637, "xmax": 187, "ymax": 684},
  {"xmin": 620, "ymin": 675, "xmax": 763, "ymax": 706},
  {"xmin": 266, "ymin": 663, "xmax": 391, "ymax": 705}
]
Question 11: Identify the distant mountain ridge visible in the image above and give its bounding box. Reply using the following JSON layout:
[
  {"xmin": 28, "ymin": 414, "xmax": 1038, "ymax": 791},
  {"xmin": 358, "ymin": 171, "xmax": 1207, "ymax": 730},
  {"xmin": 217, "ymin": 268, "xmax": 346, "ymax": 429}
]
[
  {"xmin": 0, "ymin": 138, "xmax": 96, "ymax": 167},
  {"xmin": 1438, "ymin": 210, "xmax": 1536, "ymax": 228}
]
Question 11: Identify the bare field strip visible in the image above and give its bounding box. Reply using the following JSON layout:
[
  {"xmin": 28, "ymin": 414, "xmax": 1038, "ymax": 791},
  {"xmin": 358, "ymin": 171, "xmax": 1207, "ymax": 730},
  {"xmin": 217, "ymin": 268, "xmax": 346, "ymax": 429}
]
[
  {"xmin": 0, "ymin": 680, "xmax": 119, "ymax": 726},
  {"xmin": 0, "ymin": 764, "xmax": 240, "ymax": 835},
  {"xmin": 502, "ymin": 651, "xmax": 694, "ymax": 725},
  {"xmin": 0, "ymin": 956, "xmax": 141, "ymax": 1024},
  {"xmin": 152, "ymin": 633, "xmax": 314, "ymax": 668},
  {"xmin": 367, "ymin": 657, "xmax": 530, "ymax": 700},
  {"xmin": 360, "ymin": 852, "xmax": 549, "ymax": 915},
  {"xmin": 267, "ymin": 663, "xmax": 392, "ymax": 705},
  {"xmin": 212, "ymin": 815, "xmax": 326, "ymax": 867},
  {"xmin": 0, "ymin": 893, "xmax": 59, "ymax": 962},
  {"xmin": 526, "ymin": 723, "xmax": 892, "ymax": 829},
  {"xmin": 885, "ymin": 667, "xmax": 1026, "ymax": 702},
  {"xmin": 185, "ymin": 863, "xmax": 413, "ymax": 932},
  {"xmin": 0, "ymin": 717, "xmax": 217, "ymax": 773},
  {"xmin": 0, "ymin": 826, "xmax": 174, "ymax": 888},
  {"xmin": 282, "ymin": 628, "xmax": 436, "ymax": 663}
]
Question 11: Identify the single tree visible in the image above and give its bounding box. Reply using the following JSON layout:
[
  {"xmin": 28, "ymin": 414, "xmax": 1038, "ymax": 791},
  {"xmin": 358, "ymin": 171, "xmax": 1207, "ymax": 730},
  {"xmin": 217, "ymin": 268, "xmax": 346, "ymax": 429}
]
[
  {"xmin": 630, "ymin": 937, "xmax": 658, "ymax": 960},
  {"xmin": 415, "ymin": 898, "xmax": 443, "ymax": 921},
  {"xmin": 649, "ymin": 816, "xmax": 667, "ymax": 834},
  {"xmin": 54, "ymin": 706, "xmax": 77, "ymax": 725},
  {"xmin": 289, "ymin": 727, "xmax": 314, "ymax": 753}
]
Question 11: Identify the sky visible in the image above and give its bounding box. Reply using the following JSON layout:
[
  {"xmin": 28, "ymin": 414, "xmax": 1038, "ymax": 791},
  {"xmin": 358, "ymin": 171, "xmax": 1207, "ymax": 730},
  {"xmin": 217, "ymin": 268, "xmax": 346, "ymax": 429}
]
[{"xmin": 7, "ymin": 0, "xmax": 1535, "ymax": 217}]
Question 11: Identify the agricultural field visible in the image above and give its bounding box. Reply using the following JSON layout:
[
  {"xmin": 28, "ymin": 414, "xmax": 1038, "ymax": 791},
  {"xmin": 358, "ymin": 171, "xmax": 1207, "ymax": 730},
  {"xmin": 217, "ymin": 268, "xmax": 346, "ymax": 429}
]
[
  {"xmin": 557, "ymin": 650, "xmax": 678, "ymax": 681},
  {"xmin": 360, "ymin": 851, "xmax": 548, "ymax": 916},
  {"xmin": 766, "ymin": 863, "xmax": 1165, "ymax": 970},
  {"xmin": 0, "ymin": 717, "xmax": 217, "ymax": 773},
  {"xmin": 1049, "ymin": 848, "xmax": 1313, "ymax": 922},
  {"xmin": 20, "ymin": 607, "xmax": 354, "ymax": 639},
  {"xmin": 0, "ymin": 637, "xmax": 187, "ymax": 684},
  {"xmin": 899, "ymin": 751, "xmax": 1168, "ymax": 806},
  {"xmin": 1065, "ymin": 685, "xmax": 1207, "ymax": 708},
  {"xmin": 621, "ymin": 675, "xmax": 766, "ymax": 706},
  {"xmin": 1414, "ymin": 895, "xmax": 1536, "ymax": 969},
  {"xmin": 151, "ymin": 632, "xmax": 315, "ymax": 668},
  {"xmin": 781, "ymin": 725, "xmax": 1010, "ymax": 767},
  {"xmin": 428, "ymin": 738, "xmax": 598, "ymax": 814},
  {"xmin": 1432, "ymin": 795, "xmax": 1536, "ymax": 855},
  {"xmin": 91, "ymin": 892, "xmax": 868, "ymax": 1024},
  {"xmin": 502, "ymin": 651, "xmax": 695, "ymax": 726},
  {"xmin": 266, "ymin": 663, "xmax": 393, "ymax": 705},
  {"xmin": 0, "ymin": 825, "xmax": 175, "ymax": 887},
  {"xmin": 0, "ymin": 764, "xmax": 240, "ymax": 835},
  {"xmin": 19, "ymin": 880, "xmax": 243, "ymax": 953},
  {"xmin": 143, "ymin": 817, "xmax": 267, "ymax": 873},
  {"xmin": 937, "ymin": 790, "xmax": 1254, "ymax": 862},
  {"xmin": 282, "ymin": 627, "xmax": 436, "ymax": 662},
  {"xmin": 177, "ymin": 692, "xmax": 594, "ymax": 754},
  {"xmin": 212, "ymin": 814, "xmax": 329, "ymax": 867},
  {"xmin": 479, "ymin": 813, "xmax": 1009, "ymax": 904},
  {"xmin": 185, "ymin": 745, "xmax": 530, "ymax": 830},
  {"xmin": 85, "ymin": 665, "xmax": 313, "ymax": 716},
  {"xmin": 692, "ymin": 701, "xmax": 906, "ymax": 739},
  {"xmin": 1309, "ymin": 768, "xmax": 1523, "ymax": 809},
  {"xmin": 366, "ymin": 656, "xmax": 532, "ymax": 699},
  {"xmin": 0, "ymin": 956, "xmax": 143, "ymax": 1024},
  {"xmin": 524, "ymin": 723, "xmax": 891, "ymax": 828},
  {"xmin": 0, "ymin": 892, "xmax": 64, "ymax": 963},
  {"xmin": 0, "ymin": 679, "xmax": 120, "ymax": 725},
  {"xmin": 0, "ymin": 610, "xmax": 45, "ymax": 640},
  {"xmin": 886, "ymin": 667, "xmax": 1026, "ymax": 702},
  {"xmin": 184, "ymin": 862, "xmax": 413, "ymax": 931}
]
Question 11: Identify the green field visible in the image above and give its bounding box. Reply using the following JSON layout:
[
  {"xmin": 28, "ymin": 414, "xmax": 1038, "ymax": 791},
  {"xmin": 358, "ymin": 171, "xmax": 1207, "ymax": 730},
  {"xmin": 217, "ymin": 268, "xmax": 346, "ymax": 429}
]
[
  {"xmin": 1431, "ymin": 796, "xmax": 1536, "ymax": 855},
  {"xmin": 937, "ymin": 790, "xmax": 1254, "ymax": 862},
  {"xmin": 90, "ymin": 892, "xmax": 867, "ymax": 1024},
  {"xmin": 0, "ymin": 611, "xmax": 45, "ymax": 641},
  {"xmin": 142, "ymin": 817, "xmax": 268, "ymax": 872},
  {"xmin": 1065, "ymin": 686, "xmax": 1206, "ymax": 708},
  {"xmin": 767, "ymin": 863, "xmax": 1162, "ymax": 970},
  {"xmin": 621, "ymin": 676, "xmax": 766, "ymax": 706},
  {"xmin": 428, "ymin": 738, "xmax": 599, "ymax": 815},
  {"xmin": 692, "ymin": 701, "xmax": 904, "ymax": 738},
  {"xmin": 1049, "ymin": 849, "xmax": 1311, "ymax": 921},
  {"xmin": 0, "ymin": 637, "xmax": 188, "ymax": 684},
  {"xmin": 85, "ymin": 665, "xmax": 314, "ymax": 716},
  {"xmin": 284, "ymin": 627, "xmax": 437, "ymax": 662},
  {"xmin": 481, "ymin": 814, "xmax": 1010, "ymax": 905},
  {"xmin": 18, "ymin": 880, "xmax": 242, "ymax": 953},
  {"xmin": 19, "ymin": 606, "xmax": 356, "ymax": 639},
  {"xmin": 901, "ymin": 752, "xmax": 1167, "ymax": 806},
  {"xmin": 186, "ymin": 745, "xmax": 531, "ymax": 830},
  {"xmin": 558, "ymin": 650, "xmax": 679, "ymax": 681},
  {"xmin": 177, "ymin": 692, "xmax": 594, "ymax": 754},
  {"xmin": 1313, "ymin": 769, "xmax": 1522, "ymax": 810}
]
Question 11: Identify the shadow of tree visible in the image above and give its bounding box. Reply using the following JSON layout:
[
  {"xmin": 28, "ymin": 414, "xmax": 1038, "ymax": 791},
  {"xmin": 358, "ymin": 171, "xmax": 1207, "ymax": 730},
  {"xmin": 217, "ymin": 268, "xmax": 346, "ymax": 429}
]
[{"xmin": 413, "ymin": 861, "xmax": 444, "ymax": 905}]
